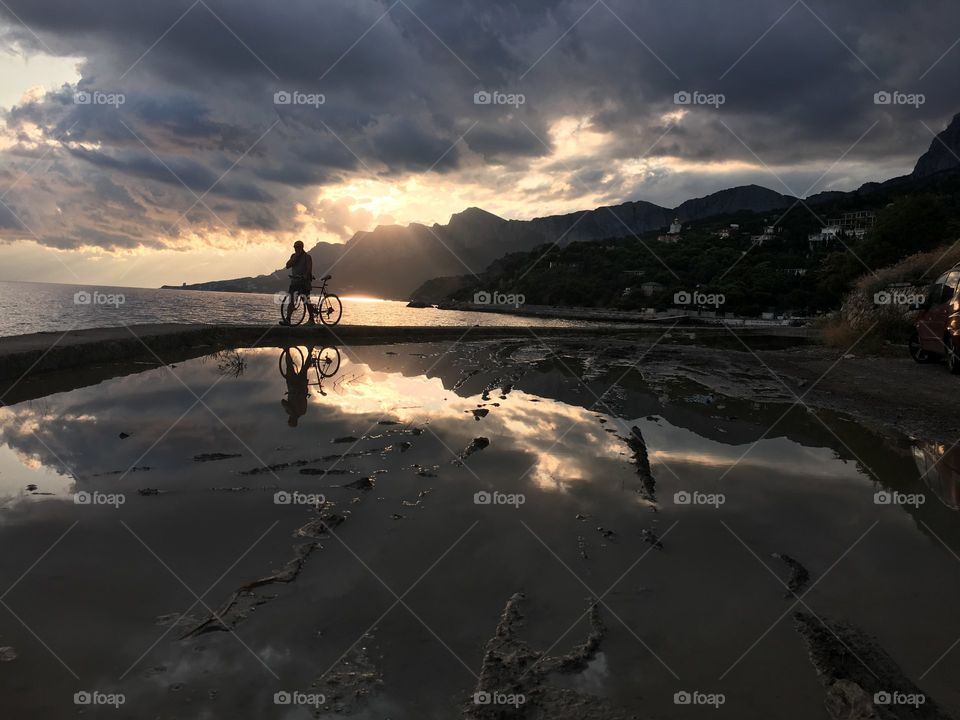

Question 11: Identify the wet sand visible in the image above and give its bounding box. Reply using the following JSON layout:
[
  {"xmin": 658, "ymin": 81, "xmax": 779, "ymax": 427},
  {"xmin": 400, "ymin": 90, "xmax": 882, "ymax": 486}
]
[{"xmin": 0, "ymin": 337, "xmax": 958, "ymax": 718}]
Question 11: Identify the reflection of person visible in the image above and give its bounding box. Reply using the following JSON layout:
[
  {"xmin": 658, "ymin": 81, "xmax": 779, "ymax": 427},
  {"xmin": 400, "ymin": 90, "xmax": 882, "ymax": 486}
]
[
  {"xmin": 281, "ymin": 346, "xmax": 312, "ymax": 427},
  {"xmin": 279, "ymin": 240, "xmax": 316, "ymax": 325}
]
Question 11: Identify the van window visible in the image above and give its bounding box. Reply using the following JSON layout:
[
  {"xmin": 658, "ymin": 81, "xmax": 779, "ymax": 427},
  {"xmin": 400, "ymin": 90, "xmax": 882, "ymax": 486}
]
[
  {"xmin": 928, "ymin": 274, "xmax": 947, "ymax": 305},
  {"xmin": 928, "ymin": 273, "xmax": 954, "ymax": 305}
]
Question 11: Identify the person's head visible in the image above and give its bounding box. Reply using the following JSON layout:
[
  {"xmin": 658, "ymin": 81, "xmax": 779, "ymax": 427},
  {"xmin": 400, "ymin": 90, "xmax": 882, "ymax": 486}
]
[{"xmin": 293, "ymin": 240, "xmax": 304, "ymax": 253}]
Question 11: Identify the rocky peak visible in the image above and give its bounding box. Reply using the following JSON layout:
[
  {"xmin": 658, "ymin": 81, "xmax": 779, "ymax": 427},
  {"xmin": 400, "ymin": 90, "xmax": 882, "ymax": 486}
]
[{"xmin": 912, "ymin": 112, "xmax": 960, "ymax": 177}]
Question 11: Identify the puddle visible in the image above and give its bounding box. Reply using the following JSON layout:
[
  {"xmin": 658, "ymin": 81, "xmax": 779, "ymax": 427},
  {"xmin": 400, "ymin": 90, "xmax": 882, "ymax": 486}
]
[{"xmin": 0, "ymin": 340, "xmax": 958, "ymax": 718}]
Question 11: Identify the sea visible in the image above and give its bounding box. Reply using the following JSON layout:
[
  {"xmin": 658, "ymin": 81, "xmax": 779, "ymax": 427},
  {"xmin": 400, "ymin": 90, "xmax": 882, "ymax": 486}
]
[{"xmin": 0, "ymin": 280, "xmax": 583, "ymax": 337}]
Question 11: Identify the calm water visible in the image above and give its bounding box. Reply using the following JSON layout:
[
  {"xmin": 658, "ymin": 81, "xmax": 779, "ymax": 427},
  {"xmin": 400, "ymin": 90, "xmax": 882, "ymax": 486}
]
[
  {"xmin": 0, "ymin": 339, "xmax": 957, "ymax": 718},
  {"xmin": 0, "ymin": 280, "xmax": 585, "ymax": 337}
]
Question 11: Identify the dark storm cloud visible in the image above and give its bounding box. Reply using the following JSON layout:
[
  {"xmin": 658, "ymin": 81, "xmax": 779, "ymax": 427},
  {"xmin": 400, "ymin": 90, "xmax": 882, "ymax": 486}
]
[
  {"xmin": 236, "ymin": 203, "xmax": 279, "ymax": 230},
  {"xmin": 0, "ymin": 202, "xmax": 23, "ymax": 229},
  {"xmin": 1, "ymin": 0, "xmax": 959, "ymax": 252},
  {"xmin": 66, "ymin": 145, "xmax": 274, "ymax": 202}
]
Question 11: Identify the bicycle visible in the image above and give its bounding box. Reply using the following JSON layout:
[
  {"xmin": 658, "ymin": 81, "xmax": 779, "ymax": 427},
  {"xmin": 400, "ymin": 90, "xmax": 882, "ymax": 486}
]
[
  {"xmin": 279, "ymin": 345, "xmax": 342, "ymax": 384},
  {"xmin": 280, "ymin": 274, "xmax": 343, "ymax": 326}
]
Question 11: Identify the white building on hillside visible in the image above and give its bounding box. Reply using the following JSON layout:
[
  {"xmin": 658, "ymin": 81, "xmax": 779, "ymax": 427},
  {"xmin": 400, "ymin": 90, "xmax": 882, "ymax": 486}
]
[{"xmin": 808, "ymin": 225, "xmax": 841, "ymax": 250}]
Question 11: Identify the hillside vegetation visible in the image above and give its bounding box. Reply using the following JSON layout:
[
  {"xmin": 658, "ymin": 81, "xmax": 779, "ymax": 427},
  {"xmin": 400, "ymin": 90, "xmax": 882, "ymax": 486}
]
[{"xmin": 437, "ymin": 173, "xmax": 960, "ymax": 320}]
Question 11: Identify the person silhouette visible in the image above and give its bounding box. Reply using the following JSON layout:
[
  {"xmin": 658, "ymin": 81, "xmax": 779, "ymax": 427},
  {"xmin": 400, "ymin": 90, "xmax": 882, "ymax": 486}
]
[
  {"xmin": 280, "ymin": 345, "xmax": 313, "ymax": 427},
  {"xmin": 279, "ymin": 240, "xmax": 316, "ymax": 325}
]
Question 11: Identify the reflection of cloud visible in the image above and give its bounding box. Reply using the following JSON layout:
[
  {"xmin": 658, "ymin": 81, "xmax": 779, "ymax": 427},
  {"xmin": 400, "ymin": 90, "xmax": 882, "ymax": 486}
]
[
  {"xmin": 112, "ymin": 639, "xmax": 293, "ymax": 718},
  {"xmin": 0, "ymin": 408, "xmax": 78, "ymax": 503},
  {"xmin": 299, "ymin": 351, "xmax": 624, "ymax": 489},
  {"xmin": 0, "ymin": 433, "xmax": 75, "ymax": 510},
  {"xmin": 0, "ymin": 347, "xmax": 866, "ymax": 507},
  {"xmin": 563, "ymin": 651, "xmax": 609, "ymax": 696}
]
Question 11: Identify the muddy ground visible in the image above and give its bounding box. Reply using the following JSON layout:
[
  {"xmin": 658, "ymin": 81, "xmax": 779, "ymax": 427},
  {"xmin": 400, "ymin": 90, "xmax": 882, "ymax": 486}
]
[
  {"xmin": 618, "ymin": 335, "xmax": 960, "ymax": 445},
  {"xmin": 0, "ymin": 332, "xmax": 957, "ymax": 719}
]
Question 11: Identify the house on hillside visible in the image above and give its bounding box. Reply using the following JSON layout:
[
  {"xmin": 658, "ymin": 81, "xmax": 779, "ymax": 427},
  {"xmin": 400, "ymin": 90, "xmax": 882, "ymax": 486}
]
[
  {"xmin": 750, "ymin": 222, "xmax": 780, "ymax": 247},
  {"xmin": 716, "ymin": 223, "xmax": 742, "ymax": 239},
  {"xmin": 808, "ymin": 224, "xmax": 841, "ymax": 250},
  {"xmin": 828, "ymin": 210, "xmax": 875, "ymax": 239},
  {"xmin": 668, "ymin": 218, "xmax": 682, "ymax": 234}
]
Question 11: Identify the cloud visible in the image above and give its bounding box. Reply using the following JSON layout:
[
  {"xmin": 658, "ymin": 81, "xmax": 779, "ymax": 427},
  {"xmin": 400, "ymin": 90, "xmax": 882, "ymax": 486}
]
[{"xmin": 0, "ymin": 0, "xmax": 958, "ymax": 261}]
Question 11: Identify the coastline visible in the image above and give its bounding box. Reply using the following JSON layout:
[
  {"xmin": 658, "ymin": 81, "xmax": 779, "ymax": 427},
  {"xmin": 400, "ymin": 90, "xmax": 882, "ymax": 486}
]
[
  {"xmin": 0, "ymin": 322, "xmax": 680, "ymax": 391},
  {"xmin": 0, "ymin": 322, "xmax": 819, "ymax": 385},
  {"xmin": 431, "ymin": 299, "xmax": 812, "ymax": 328}
]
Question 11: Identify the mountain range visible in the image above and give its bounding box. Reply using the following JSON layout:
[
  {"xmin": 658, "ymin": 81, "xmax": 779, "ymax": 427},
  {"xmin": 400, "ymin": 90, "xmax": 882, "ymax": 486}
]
[{"xmin": 167, "ymin": 112, "xmax": 960, "ymax": 299}]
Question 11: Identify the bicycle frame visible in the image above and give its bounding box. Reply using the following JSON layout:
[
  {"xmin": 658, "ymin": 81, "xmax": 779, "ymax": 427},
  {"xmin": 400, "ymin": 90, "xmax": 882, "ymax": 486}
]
[
  {"xmin": 283, "ymin": 273, "xmax": 341, "ymax": 325},
  {"xmin": 306, "ymin": 279, "xmax": 331, "ymax": 312}
]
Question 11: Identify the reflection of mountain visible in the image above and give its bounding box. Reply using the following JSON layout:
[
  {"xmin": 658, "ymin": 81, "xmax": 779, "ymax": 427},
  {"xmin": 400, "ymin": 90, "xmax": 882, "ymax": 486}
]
[
  {"xmin": 169, "ymin": 185, "xmax": 793, "ymax": 299},
  {"xmin": 912, "ymin": 441, "xmax": 960, "ymax": 510}
]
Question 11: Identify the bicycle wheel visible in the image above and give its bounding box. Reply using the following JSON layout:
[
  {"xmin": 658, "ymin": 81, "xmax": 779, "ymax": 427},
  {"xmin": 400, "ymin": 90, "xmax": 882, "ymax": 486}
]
[
  {"xmin": 318, "ymin": 293, "xmax": 342, "ymax": 325},
  {"xmin": 278, "ymin": 347, "xmax": 305, "ymax": 378},
  {"xmin": 315, "ymin": 346, "xmax": 341, "ymax": 377},
  {"xmin": 280, "ymin": 293, "xmax": 307, "ymax": 325},
  {"xmin": 320, "ymin": 293, "xmax": 343, "ymax": 325}
]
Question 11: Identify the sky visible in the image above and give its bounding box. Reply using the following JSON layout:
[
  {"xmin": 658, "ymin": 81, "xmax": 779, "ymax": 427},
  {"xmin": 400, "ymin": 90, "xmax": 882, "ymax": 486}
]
[{"xmin": 0, "ymin": 0, "xmax": 958, "ymax": 288}]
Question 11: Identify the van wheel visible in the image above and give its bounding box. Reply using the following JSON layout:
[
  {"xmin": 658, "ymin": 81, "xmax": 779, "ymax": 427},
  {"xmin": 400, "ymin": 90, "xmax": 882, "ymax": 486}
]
[
  {"xmin": 909, "ymin": 332, "xmax": 932, "ymax": 363},
  {"xmin": 945, "ymin": 334, "xmax": 960, "ymax": 374}
]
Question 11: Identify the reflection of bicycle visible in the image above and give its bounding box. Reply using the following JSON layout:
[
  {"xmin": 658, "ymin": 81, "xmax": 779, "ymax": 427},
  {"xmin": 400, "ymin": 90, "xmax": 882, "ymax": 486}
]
[
  {"xmin": 280, "ymin": 274, "xmax": 343, "ymax": 326},
  {"xmin": 279, "ymin": 346, "xmax": 341, "ymax": 383}
]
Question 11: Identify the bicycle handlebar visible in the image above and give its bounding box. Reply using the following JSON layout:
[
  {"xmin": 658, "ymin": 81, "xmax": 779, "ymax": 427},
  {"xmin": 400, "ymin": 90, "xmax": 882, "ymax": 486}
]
[{"xmin": 289, "ymin": 274, "xmax": 332, "ymax": 281}]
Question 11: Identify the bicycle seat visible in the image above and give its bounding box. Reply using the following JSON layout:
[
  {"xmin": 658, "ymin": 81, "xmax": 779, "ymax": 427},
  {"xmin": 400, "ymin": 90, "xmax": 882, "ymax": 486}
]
[{"xmin": 320, "ymin": 274, "xmax": 332, "ymax": 281}]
